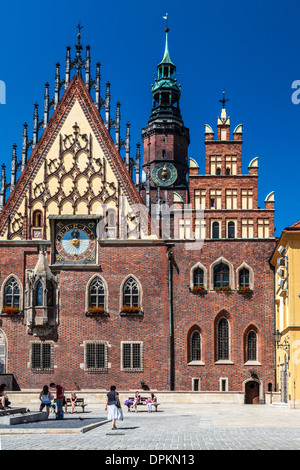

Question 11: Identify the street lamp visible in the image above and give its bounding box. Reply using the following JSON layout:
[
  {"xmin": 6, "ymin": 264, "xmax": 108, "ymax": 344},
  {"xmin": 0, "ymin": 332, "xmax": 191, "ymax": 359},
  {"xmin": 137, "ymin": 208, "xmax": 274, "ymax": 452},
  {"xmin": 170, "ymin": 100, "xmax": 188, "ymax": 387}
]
[{"xmin": 274, "ymin": 329, "xmax": 290, "ymax": 359}]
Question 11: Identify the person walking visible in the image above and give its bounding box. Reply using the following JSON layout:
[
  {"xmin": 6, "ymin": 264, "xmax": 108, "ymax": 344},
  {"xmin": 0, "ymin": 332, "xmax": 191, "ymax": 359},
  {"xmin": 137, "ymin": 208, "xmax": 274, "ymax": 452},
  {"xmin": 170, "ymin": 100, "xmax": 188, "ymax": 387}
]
[
  {"xmin": 50, "ymin": 382, "xmax": 65, "ymax": 420},
  {"xmin": 105, "ymin": 385, "xmax": 121, "ymax": 430}
]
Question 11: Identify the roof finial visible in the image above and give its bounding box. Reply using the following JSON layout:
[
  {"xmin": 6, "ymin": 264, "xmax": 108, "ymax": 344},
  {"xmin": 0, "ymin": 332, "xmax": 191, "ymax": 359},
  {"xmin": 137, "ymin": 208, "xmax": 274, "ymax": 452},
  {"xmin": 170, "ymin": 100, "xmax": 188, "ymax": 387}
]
[
  {"xmin": 76, "ymin": 21, "xmax": 83, "ymax": 45},
  {"xmin": 219, "ymin": 90, "xmax": 229, "ymax": 109},
  {"xmin": 163, "ymin": 13, "xmax": 169, "ymax": 32}
]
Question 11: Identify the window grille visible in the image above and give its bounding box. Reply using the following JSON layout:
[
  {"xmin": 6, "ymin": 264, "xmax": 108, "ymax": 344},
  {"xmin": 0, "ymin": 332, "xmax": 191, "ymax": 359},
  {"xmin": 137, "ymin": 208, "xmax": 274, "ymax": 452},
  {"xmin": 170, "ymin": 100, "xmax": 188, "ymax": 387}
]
[
  {"xmin": 89, "ymin": 277, "xmax": 105, "ymax": 307},
  {"xmin": 247, "ymin": 330, "xmax": 257, "ymax": 361},
  {"xmin": 31, "ymin": 342, "xmax": 53, "ymax": 371},
  {"xmin": 85, "ymin": 341, "xmax": 107, "ymax": 371},
  {"xmin": 4, "ymin": 277, "xmax": 20, "ymax": 307},
  {"xmin": 191, "ymin": 331, "xmax": 201, "ymax": 361},
  {"xmin": 214, "ymin": 263, "xmax": 229, "ymax": 288},
  {"xmin": 193, "ymin": 268, "xmax": 204, "ymax": 287},
  {"xmin": 239, "ymin": 268, "xmax": 250, "ymax": 287},
  {"xmin": 217, "ymin": 318, "xmax": 229, "ymax": 360},
  {"xmin": 123, "ymin": 278, "xmax": 139, "ymax": 307},
  {"xmin": 122, "ymin": 342, "xmax": 143, "ymax": 371}
]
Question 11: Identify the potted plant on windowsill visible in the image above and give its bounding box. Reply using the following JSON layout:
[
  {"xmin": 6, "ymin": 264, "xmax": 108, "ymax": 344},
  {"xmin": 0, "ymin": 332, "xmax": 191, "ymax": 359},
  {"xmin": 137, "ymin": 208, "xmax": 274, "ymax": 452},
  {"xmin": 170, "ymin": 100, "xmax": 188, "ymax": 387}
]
[
  {"xmin": 86, "ymin": 306, "xmax": 107, "ymax": 316},
  {"xmin": 238, "ymin": 286, "xmax": 253, "ymax": 295},
  {"xmin": 214, "ymin": 286, "xmax": 232, "ymax": 292},
  {"xmin": 120, "ymin": 305, "xmax": 141, "ymax": 315},
  {"xmin": 191, "ymin": 286, "xmax": 207, "ymax": 295},
  {"xmin": 2, "ymin": 306, "xmax": 20, "ymax": 315}
]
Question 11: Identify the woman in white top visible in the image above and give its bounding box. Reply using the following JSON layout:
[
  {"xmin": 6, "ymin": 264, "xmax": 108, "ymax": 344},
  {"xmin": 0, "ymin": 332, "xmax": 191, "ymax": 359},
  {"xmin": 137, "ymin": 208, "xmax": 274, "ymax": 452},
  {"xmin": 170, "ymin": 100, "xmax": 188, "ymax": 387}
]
[{"xmin": 39, "ymin": 385, "xmax": 54, "ymax": 417}]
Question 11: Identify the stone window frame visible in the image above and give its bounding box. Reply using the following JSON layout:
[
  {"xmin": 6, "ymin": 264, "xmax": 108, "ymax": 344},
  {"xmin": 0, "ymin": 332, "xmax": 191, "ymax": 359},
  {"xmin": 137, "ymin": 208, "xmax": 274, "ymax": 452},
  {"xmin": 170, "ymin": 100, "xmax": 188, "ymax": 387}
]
[
  {"xmin": 0, "ymin": 274, "xmax": 23, "ymax": 313},
  {"xmin": 85, "ymin": 274, "xmax": 109, "ymax": 314},
  {"xmin": 119, "ymin": 275, "xmax": 143, "ymax": 312},
  {"xmin": 210, "ymin": 257, "xmax": 235, "ymax": 291},
  {"xmin": 236, "ymin": 262, "xmax": 254, "ymax": 291},
  {"xmin": 190, "ymin": 261, "xmax": 207, "ymax": 290},
  {"xmin": 214, "ymin": 313, "xmax": 234, "ymax": 365},
  {"xmin": 121, "ymin": 341, "xmax": 144, "ymax": 372},
  {"xmin": 83, "ymin": 340, "xmax": 108, "ymax": 372},
  {"xmin": 29, "ymin": 340, "xmax": 54, "ymax": 372},
  {"xmin": 244, "ymin": 325, "xmax": 261, "ymax": 365}
]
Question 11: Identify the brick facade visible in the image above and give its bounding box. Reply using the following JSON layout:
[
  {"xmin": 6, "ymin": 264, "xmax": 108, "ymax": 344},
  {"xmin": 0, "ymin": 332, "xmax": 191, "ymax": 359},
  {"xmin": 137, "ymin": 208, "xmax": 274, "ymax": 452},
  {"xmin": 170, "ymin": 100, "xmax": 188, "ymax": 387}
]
[{"xmin": 0, "ymin": 32, "xmax": 276, "ymax": 402}]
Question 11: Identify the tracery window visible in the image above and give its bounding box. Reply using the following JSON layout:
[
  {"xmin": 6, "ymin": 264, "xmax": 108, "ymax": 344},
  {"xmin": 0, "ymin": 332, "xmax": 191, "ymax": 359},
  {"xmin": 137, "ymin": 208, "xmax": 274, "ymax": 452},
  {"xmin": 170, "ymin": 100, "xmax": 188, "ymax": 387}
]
[
  {"xmin": 89, "ymin": 277, "xmax": 105, "ymax": 308},
  {"xmin": 4, "ymin": 277, "xmax": 20, "ymax": 307},
  {"xmin": 123, "ymin": 277, "xmax": 139, "ymax": 307}
]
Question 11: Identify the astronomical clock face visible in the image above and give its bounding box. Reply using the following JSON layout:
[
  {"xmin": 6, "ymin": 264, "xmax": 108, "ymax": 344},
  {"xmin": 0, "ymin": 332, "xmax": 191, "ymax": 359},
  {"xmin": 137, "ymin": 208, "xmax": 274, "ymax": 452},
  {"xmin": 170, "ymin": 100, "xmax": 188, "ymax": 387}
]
[
  {"xmin": 151, "ymin": 162, "xmax": 178, "ymax": 187},
  {"xmin": 54, "ymin": 220, "xmax": 96, "ymax": 264}
]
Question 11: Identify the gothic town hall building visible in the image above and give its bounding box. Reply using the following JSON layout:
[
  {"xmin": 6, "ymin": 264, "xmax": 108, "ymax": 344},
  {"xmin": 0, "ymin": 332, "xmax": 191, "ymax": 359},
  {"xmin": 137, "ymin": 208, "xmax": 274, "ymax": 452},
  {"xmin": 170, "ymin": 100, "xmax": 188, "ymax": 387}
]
[{"xmin": 0, "ymin": 28, "xmax": 276, "ymax": 403}]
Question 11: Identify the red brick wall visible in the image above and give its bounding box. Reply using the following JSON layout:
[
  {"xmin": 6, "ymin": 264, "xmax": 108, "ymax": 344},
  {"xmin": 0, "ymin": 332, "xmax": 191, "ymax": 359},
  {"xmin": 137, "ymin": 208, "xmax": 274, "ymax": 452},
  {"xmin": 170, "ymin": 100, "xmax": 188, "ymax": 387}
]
[
  {"xmin": 171, "ymin": 239, "xmax": 276, "ymax": 392},
  {"xmin": 0, "ymin": 239, "xmax": 275, "ymax": 394}
]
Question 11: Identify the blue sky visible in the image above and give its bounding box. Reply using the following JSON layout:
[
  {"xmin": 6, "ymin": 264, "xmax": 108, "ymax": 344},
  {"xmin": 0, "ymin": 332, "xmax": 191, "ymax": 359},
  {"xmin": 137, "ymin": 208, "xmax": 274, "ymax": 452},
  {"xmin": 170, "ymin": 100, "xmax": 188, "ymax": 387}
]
[{"xmin": 0, "ymin": 0, "xmax": 299, "ymax": 236}]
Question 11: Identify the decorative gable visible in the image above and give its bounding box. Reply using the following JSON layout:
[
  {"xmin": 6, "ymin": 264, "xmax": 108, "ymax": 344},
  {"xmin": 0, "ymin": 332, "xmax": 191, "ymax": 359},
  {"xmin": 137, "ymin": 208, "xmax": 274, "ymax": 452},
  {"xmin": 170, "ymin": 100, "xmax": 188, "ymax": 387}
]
[{"xmin": 0, "ymin": 75, "xmax": 146, "ymax": 241}]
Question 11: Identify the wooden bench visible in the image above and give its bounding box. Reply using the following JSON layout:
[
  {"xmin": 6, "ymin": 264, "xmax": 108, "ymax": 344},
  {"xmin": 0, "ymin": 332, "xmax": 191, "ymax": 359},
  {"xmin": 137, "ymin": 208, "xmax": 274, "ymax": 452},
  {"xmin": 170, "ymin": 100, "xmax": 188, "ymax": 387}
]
[
  {"xmin": 54, "ymin": 398, "xmax": 87, "ymax": 412},
  {"xmin": 125, "ymin": 396, "xmax": 159, "ymax": 412}
]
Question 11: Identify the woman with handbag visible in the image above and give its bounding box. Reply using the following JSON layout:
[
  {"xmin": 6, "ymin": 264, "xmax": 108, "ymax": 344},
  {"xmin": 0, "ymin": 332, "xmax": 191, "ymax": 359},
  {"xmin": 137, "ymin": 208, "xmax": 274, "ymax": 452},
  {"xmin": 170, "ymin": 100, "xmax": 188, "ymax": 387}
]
[{"xmin": 105, "ymin": 385, "xmax": 122, "ymax": 430}]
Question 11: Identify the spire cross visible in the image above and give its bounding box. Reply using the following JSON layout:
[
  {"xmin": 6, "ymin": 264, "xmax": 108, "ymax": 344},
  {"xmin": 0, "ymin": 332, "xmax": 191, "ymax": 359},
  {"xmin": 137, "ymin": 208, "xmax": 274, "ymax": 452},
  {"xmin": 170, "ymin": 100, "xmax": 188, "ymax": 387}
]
[
  {"xmin": 219, "ymin": 90, "xmax": 229, "ymax": 109},
  {"xmin": 76, "ymin": 22, "xmax": 84, "ymax": 40}
]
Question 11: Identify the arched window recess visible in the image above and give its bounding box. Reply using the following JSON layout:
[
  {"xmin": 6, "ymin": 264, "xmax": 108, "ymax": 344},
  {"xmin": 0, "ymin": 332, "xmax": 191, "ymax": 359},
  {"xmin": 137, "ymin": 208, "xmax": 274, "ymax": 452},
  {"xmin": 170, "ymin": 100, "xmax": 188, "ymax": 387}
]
[{"xmin": 120, "ymin": 276, "xmax": 143, "ymax": 315}]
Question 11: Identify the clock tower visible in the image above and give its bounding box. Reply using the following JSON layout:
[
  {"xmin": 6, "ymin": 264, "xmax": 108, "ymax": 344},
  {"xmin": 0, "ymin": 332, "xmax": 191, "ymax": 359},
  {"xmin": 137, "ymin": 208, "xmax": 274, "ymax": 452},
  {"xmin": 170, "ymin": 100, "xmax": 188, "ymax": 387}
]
[{"xmin": 141, "ymin": 27, "xmax": 190, "ymax": 206}]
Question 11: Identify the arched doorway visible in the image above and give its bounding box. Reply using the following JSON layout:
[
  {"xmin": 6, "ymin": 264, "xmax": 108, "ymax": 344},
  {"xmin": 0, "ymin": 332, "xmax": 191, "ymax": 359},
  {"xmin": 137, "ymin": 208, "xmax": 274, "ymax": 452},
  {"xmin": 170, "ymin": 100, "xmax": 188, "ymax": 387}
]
[{"xmin": 245, "ymin": 380, "xmax": 260, "ymax": 404}]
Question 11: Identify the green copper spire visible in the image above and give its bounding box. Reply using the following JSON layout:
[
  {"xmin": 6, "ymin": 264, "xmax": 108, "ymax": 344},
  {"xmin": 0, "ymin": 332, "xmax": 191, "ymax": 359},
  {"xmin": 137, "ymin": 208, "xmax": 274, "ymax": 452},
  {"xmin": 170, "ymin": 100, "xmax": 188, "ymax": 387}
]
[
  {"xmin": 149, "ymin": 26, "xmax": 182, "ymax": 124},
  {"xmin": 159, "ymin": 27, "xmax": 175, "ymax": 66}
]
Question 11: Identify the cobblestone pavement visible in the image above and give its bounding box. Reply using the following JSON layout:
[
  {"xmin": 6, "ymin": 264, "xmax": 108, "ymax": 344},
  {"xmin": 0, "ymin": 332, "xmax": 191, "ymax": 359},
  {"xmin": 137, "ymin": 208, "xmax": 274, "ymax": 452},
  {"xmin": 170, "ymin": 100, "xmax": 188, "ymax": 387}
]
[{"xmin": 1, "ymin": 403, "xmax": 300, "ymax": 451}]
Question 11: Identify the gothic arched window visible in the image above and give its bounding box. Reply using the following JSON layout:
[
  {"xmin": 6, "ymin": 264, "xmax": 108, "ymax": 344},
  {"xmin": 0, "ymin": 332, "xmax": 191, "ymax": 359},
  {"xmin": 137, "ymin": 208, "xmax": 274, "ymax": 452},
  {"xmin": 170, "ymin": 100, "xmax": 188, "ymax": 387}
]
[
  {"xmin": 247, "ymin": 330, "xmax": 258, "ymax": 361},
  {"xmin": 239, "ymin": 268, "xmax": 250, "ymax": 288},
  {"xmin": 36, "ymin": 282, "xmax": 43, "ymax": 307},
  {"xmin": 4, "ymin": 277, "xmax": 20, "ymax": 307},
  {"xmin": 217, "ymin": 317, "xmax": 229, "ymax": 361},
  {"xmin": 190, "ymin": 330, "xmax": 202, "ymax": 361},
  {"xmin": 123, "ymin": 277, "xmax": 139, "ymax": 307},
  {"xmin": 89, "ymin": 277, "xmax": 105, "ymax": 308},
  {"xmin": 214, "ymin": 263, "xmax": 230, "ymax": 288},
  {"xmin": 193, "ymin": 268, "xmax": 204, "ymax": 288}
]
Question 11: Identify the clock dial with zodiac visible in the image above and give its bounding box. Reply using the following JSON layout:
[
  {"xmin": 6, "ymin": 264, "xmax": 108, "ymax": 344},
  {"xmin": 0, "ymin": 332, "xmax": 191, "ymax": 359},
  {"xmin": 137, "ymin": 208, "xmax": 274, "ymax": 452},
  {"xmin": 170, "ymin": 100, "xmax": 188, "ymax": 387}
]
[
  {"xmin": 151, "ymin": 162, "xmax": 178, "ymax": 187},
  {"xmin": 55, "ymin": 221, "xmax": 96, "ymax": 263}
]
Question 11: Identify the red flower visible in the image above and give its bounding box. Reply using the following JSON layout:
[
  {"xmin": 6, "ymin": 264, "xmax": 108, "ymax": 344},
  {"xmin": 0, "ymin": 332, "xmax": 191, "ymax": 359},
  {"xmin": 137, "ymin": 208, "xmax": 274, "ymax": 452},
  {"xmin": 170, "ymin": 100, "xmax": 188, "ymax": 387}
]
[
  {"xmin": 88, "ymin": 306, "xmax": 104, "ymax": 314},
  {"xmin": 121, "ymin": 305, "xmax": 140, "ymax": 313},
  {"xmin": 2, "ymin": 306, "xmax": 20, "ymax": 314}
]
